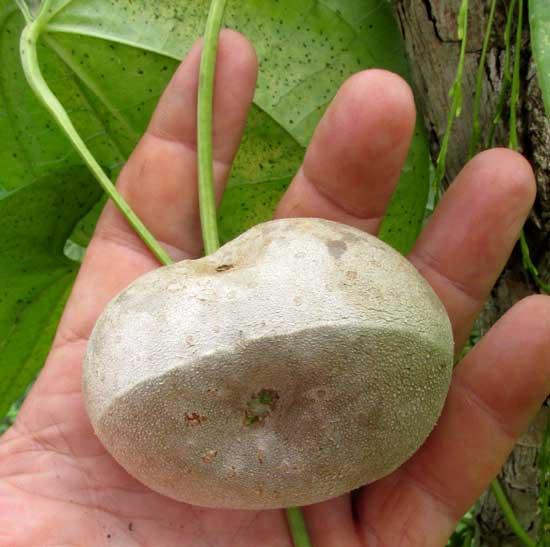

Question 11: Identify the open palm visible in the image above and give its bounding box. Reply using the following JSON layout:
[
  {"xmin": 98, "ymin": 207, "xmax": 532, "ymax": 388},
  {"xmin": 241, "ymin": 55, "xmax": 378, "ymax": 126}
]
[{"xmin": 1, "ymin": 32, "xmax": 549, "ymax": 547}]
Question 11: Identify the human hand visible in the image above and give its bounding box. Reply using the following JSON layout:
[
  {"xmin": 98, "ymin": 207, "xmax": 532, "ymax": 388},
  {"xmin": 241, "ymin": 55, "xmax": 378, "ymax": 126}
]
[{"xmin": 1, "ymin": 31, "xmax": 549, "ymax": 547}]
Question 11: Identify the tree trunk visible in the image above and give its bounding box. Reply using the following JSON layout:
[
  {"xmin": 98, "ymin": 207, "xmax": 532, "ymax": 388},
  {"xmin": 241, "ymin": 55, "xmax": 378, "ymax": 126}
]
[{"xmin": 393, "ymin": 1, "xmax": 550, "ymax": 544}]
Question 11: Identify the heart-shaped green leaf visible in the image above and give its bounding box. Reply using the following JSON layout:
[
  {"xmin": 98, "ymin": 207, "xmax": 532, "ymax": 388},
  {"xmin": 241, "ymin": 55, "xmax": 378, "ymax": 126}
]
[
  {"xmin": 1, "ymin": 0, "xmax": 429, "ymax": 417},
  {"xmin": 0, "ymin": 167, "xmax": 102, "ymax": 419}
]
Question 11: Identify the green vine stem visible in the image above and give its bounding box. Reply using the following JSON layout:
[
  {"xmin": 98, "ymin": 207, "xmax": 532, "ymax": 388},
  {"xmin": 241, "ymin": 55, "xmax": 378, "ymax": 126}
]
[
  {"xmin": 486, "ymin": 0, "xmax": 517, "ymax": 149},
  {"xmin": 432, "ymin": 0, "xmax": 468, "ymax": 204},
  {"xmin": 509, "ymin": 0, "xmax": 523, "ymax": 152},
  {"xmin": 286, "ymin": 507, "xmax": 312, "ymax": 547},
  {"xmin": 468, "ymin": 0, "xmax": 497, "ymax": 158},
  {"xmin": 507, "ymin": 0, "xmax": 549, "ymax": 293},
  {"xmin": 462, "ymin": 0, "xmax": 544, "ymax": 540},
  {"xmin": 519, "ymin": 232, "xmax": 550, "ymax": 293},
  {"xmin": 18, "ymin": 1, "xmax": 173, "ymax": 266},
  {"xmin": 491, "ymin": 480, "xmax": 536, "ymax": 547},
  {"xmin": 537, "ymin": 409, "xmax": 550, "ymax": 541},
  {"xmin": 486, "ymin": 0, "xmax": 547, "ymax": 541},
  {"xmin": 197, "ymin": 0, "xmax": 225, "ymax": 255},
  {"xmin": 197, "ymin": 2, "xmax": 311, "ymax": 545}
]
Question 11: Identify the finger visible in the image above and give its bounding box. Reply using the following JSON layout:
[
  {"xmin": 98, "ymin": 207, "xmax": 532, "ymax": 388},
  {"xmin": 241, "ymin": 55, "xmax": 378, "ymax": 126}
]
[
  {"xmin": 303, "ymin": 496, "xmax": 363, "ymax": 547},
  {"xmin": 409, "ymin": 148, "xmax": 536, "ymax": 349},
  {"xmin": 275, "ymin": 69, "xmax": 415, "ymax": 234},
  {"xmin": 53, "ymin": 30, "xmax": 257, "ymax": 350},
  {"xmin": 356, "ymin": 295, "xmax": 550, "ymax": 546},
  {"xmin": 112, "ymin": 30, "xmax": 257, "ymax": 258}
]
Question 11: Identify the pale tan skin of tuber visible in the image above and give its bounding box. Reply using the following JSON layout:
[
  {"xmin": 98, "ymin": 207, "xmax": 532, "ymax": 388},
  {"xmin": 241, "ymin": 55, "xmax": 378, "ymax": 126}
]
[
  {"xmin": 1, "ymin": 31, "xmax": 549, "ymax": 546},
  {"xmin": 83, "ymin": 218, "xmax": 454, "ymax": 509}
]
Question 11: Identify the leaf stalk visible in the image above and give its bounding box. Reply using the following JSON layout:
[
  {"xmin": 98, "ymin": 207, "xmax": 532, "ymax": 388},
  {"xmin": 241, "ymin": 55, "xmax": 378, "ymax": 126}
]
[
  {"xmin": 197, "ymin": 0, "xmax": 226, "ymax": 255},
  {"xmin": 18, "ymin": 3, "xmax": 172, "ymax": 266}
]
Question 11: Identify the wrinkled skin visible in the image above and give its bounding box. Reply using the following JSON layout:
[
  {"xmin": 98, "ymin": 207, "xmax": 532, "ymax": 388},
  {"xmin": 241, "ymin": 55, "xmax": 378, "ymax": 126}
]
[{"xmin": 1, "ymin": 31, "xmax": 549, "ymax": 547}]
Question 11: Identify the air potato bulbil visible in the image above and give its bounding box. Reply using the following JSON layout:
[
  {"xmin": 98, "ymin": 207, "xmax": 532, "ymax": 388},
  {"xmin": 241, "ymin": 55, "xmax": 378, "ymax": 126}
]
[{"xmin": 83, "ymin": 217, "xmax": 454, "ymax": 510}]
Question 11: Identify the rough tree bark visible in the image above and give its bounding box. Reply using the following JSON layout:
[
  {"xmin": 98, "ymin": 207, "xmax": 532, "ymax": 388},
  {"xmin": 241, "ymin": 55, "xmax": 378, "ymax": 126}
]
[{"xmin": 392, "ymin": 1, "xmax": 550, "ymax": 545}]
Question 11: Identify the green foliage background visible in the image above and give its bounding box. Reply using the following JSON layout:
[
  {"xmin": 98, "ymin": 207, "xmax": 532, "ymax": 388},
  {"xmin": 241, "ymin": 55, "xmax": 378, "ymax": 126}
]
[
  {"xmin": 529, "ymin": 0, "xmax": 550, "ymax": 116},
  {"xmin": 0, "ymin": 0, "xmax": 431, "ymax": 419}
]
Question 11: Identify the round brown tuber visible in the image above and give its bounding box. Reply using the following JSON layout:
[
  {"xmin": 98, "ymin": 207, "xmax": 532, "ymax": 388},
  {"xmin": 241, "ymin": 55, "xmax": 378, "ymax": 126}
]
[{"xmin": 83, "ymin": 217, "xmax": 454, "ymax": 509}]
